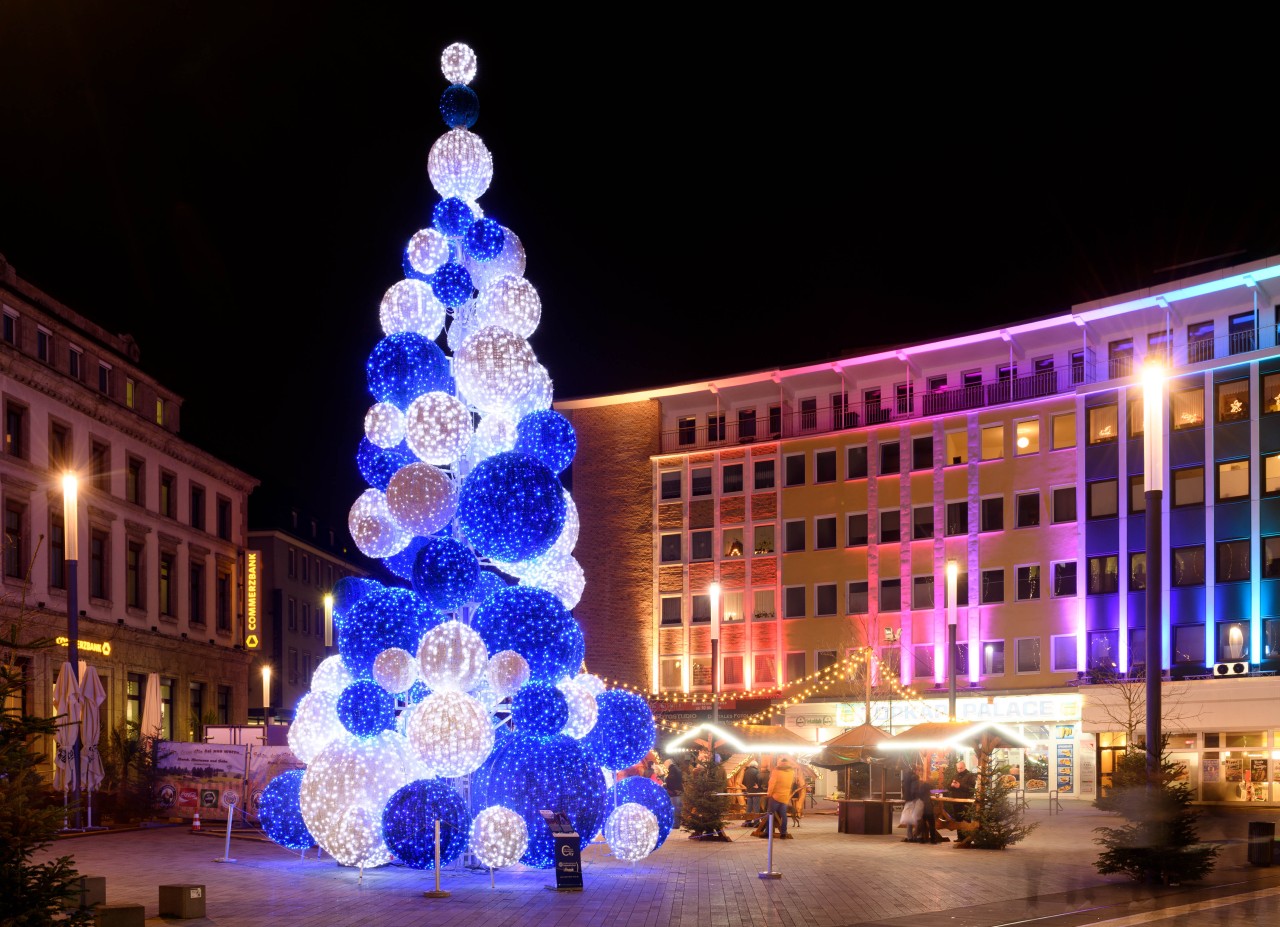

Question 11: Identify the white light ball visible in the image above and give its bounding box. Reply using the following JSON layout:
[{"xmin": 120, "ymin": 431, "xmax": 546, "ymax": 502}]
[
  {"xmin": 441, "ymin": 42, "xmax": 477, "ymax": 85},
  {"xmin": 330, "ymin": 804, "xmax": 388, "ymax": 869},
  {"xmin": 475, "ymin": 274, "xmax": 541, "ymax": 339},
  {"xmin": 405, "ymin": 689, "xmax": 494, "ymax": 778},
  {"xmin": 364, "ymin": 401, "xmax": 407, "ymax": 449},
  {"xmin": 550, "ymin": 492, "xmax": 579, "ymax": 556},
  {"xmin": 468, "ymin": 675, "xmax": 503, "ymax": 713},
  {"xmin": 522, "ymin": 551, "xmax": 585, "ymax": 610},
  {"xmin": 453, "ymin": 326, "xmax": 538, "ymax": 415},
  {"xmin": 373, "ymin": 647, "xmax": 420, "ymax": 695},
  {"xmin": 486, "ymin": 650, "xmax": 530, "ymax": 700},
  {"xmin": 349, "ymin": 489, "xmax": 410, "ymax": 559},
  {"xmin": 428, "ymin": 128, "xmax": 493, "ymax": 202},
  {"xmin": 386, "ymin": 462, "xmax": 458, "ymax": 536},
  {"xmin": 418, "ymin": 620, "xmax": 488, "ymax": 692},
  {"xmin": 468, "ymin": 412, "xmax": 518, "ymax": 463},
  {"xmin": 404, "ymin": 391, "xmax": 472, "ymax": 465},
  {"xmin": 511, "ymin": 364, "xmax": 554, "ymax": 418},
  {"xmin": 575, "ymin": 673, "xmax": 606, "ymax": 697},
  {"xmin": 470, "ymin": 805, "xmax": 528, "ymax": 869},
  {"xmin": 312, "ymin": 655, "xmax": 354, "ymax": 695},
  {"xmin": 603, "ymin": 802, "xmax": 659, "ymax": 863},
  {"xmin": 288, "ymin": 691, "xmax": 343, "ymax": 764},
  {"xmin": 557, "ymin": 677, "xmax": 598, "ymax": 740},
  {"xmin": 407, "ymin": 227, "xmax": 452, "ymax": 276},
  {"xmin": 445, "ymin": 298, "xmax": 479, "ymax": 354},
  {"xmin": 379, "ymin": 279, "xmax": 446, "ymax": 339},
  {"xmin": 464, "ymin": 226, "xmax": 526, "ymax": 289}
]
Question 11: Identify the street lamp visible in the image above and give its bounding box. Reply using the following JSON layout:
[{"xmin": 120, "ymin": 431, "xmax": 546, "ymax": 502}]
[
  {"xmin": 62, "ymin": 473, "xmax": 81, "ymax": 828},
  {"xmin": 1142, "ymin": 361, "xmax": 1166, "ymax": 786},
  {"xmin": 323, "ymin": 592, "xmax": 334, "ymax": 648},
  {"xmin": 261, "ymin": 665, "xmax": 272, "ymax": 726},
  {"xmin": 946, "ymin": 559, "xmax": 959, "ymax": 722},
  {"xmin": 709, "ymin": 581, "xmax": 721, "ymax": 727}
]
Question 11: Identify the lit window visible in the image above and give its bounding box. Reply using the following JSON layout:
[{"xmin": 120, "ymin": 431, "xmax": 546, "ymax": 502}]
[
  {"xmin": 980, "ymin": 425, "xmax": 1004, "ymax": 460},
  {"xmin": 1171, "ymin": 467, "xmax": 1204, "ymax": 507},
  {"xmin": 1088, "ymin": 404, "xmax": 1118, "ymax": 444},
  {"xmin": 1015, "ymin": 565, "xmax": 1040, "ymax": 600},
  {"xmin": 1015, "ymin": 492, "xmax": 1040, "ymax": 528},
  {"xmin": 1087, "ymin": 480, "xmax": 1118, "ymax": 519},
  {"xmin": 1217, "ymin": 460, "xmax": 1248, "ymax": 502},
  {"xmin": 944, "ymin": 431, "xmax": 967, "ymax": 466},
  {"xmin": 1170, "ymin": 386, "xmax": 1204, "ymax": 430},
  {"xmin": 1265, "ymin": 452, "xmax": 1280, "ymax": 497},
  {"xmin": 1052, "ymin": 412, "xmax": 1076, "ymax": 449},
  {"xmin": 1014, "ymin": 419, "xmax": 1039, "ymax": 455},
  {"xmin": 1215, "ymin": 379, "xmax": 1249, "ymax": 423}
]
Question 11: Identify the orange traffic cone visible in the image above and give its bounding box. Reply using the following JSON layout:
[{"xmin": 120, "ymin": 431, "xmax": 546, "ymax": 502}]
[{"xmin": 192, "ymin": 811, "xmax": 201, "ymax": 832}]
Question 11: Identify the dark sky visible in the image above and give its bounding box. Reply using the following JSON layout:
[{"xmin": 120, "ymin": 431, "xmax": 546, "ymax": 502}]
[{"xmin": 3, "ymin": 7, "xmax": 1279, "ymax": 528}]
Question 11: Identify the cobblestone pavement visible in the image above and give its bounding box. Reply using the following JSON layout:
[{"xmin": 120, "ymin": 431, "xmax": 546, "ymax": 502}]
[{"xmin": 40, "ymin": 801, "xmax": 1280, "ymax": 927}]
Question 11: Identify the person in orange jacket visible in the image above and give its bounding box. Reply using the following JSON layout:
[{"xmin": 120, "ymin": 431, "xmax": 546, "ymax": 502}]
[{"xmin": 765, "ymin": 755, "xmax": 796, "ymax": 838}]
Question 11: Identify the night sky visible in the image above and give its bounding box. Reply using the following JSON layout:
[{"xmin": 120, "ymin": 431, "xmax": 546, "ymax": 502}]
[{"xmin": 3, "ymin": 7, "xmax": 1279, "ymax": 529}]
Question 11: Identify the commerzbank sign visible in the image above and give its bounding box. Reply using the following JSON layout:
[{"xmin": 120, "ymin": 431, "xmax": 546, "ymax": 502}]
[{"xmin": 833, "ymin": 693, "xmax": 1082, "ymax": 728}]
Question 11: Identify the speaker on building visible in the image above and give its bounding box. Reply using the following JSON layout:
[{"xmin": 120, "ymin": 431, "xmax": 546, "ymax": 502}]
[{"xmin": 1213, "ymin": 662, "xmax": 1249, "ymax": 677}]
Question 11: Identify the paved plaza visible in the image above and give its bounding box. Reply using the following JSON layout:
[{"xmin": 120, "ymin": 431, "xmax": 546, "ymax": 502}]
[{"xmin": 42, "ymin": 801, "xmax": 1280, "ymax": 927}]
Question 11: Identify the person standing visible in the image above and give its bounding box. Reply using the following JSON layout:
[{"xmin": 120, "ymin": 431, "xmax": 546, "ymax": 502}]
[
  {"xmin": 916, "ymin": 766, "xmax": 945, "ymax": 843},
  {"xmin": 665, "ymin": 757, "xmax": 685, "ymax": 828},
  {"xmin": 765, "ymin": 755, "xmax": 796, "ymax": 839},
  {"xmin": 741, "ymin": 759, "xmax": 762, "ymax": 826},
  {"xmin": 900, "ymin": 764, "xmax": 922, "ymax": 842},
  {"xmin": 947, "ymin": 759, "xmax": 977, "ymax": 822}
]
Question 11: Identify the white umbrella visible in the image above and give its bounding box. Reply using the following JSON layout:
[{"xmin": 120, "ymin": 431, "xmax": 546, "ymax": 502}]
[
  {"xmin": 79, "ymin": 665, "xmax": 106, "ymax": 800},
  {"xmin": 52, "ymin": 661, "xmax": 82, "ymax": 826},
  {"xmin": 140, "ymin": 672, "xmax": 163, "ymax": 740}
]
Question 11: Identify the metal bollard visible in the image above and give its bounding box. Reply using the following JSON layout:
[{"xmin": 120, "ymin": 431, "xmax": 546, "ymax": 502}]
[
  {"xmin": 758, "ymin": 811, "xmax": 781, "ymax": 880},
  {"xmin": 425, "ymin": 819, "xmax": 451, "ymax": 898}
]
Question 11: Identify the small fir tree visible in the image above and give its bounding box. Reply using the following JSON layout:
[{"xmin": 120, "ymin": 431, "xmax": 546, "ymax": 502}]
[
  {"xmin": 964, "ymin": 745, "xmax": 1038, "ymax": 850},
  {"xmin": 1093, "ymin": 750, "xmax": 1148, "ymax": 813},
  {"xmin": 1094, "ymin": 749, "xmax": 1218, "ymax": 885},
  {"xmin": 682, "ymin": 757, "xmax": 730, "ymax": 838}
]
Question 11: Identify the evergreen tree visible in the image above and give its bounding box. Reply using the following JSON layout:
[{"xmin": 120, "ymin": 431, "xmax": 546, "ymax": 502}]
[
  {"xmin": 1094, "ymin": 749, "xmax": 1218, "ymax": 885},
  {"xmin": 1, "ymin": 627, "xmax": 92, "ymax": 926},
  {"xmin": 964, "ymin": 744, "xmax": 1037, "ymax": 850},
  {"xmin": 682, "ymin": 757, "xmax": 729, "ymax": 837}
]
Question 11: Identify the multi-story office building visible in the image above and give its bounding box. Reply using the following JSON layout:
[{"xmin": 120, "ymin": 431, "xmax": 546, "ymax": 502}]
[
  {"xmin": 1, "ymin": 255, "xmax": 256, "ymax": 769},
  {"xmin": 560, "ymin": 253, "xmax": 1280, "ymax": 804}
]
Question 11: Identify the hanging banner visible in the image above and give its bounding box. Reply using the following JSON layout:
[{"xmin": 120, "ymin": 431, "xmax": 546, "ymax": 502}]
[
  {"xmin": 245, "ymin": 745, "xmax": 304, "ymax": 817},
  {"xmin": 155, "ymin": 743, "xmax": 248, "ymax": 820}
]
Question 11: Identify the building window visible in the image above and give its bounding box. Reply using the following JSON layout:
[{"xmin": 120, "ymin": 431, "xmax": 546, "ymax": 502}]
[
  {"xmin": 784, "ymin": 454, "xmax": 805, "ymax": 487},
  {"xmin": 944, "ymin": 431, "xmax": 967, "ymax": 466},
  {"xmin": 1108, "ymin": 338, "xmax": 1134, "ymax": 379},
  {"xmin": 1217, "ymin": 459, "xmax": 1249, "ymax": 502},
  {"xmin": 35, "ymin": 326, "xmax": 51, "ymax": 363},
  {"xmin": 815, "ymin": 583, "xmax": 837, "ymax": 616},
  {"xmin": 847, "ymin": 581, "xmax": 868, "ymax": 614},
  {"xmin": 847, "ymin": 446, "xmax": 868, "ymax": 479},
  {"xmin": 301, "ymin": 602, "xmax": 310, "ymax": 635},
  {"xmin": 1171, "ymin": 625, "xmax": 1205, "ymax": 665},
  {"xmin": 1266, "ymin": 537, "xmax": 1280, "ymax": 579},
  {"xmin": 49, "ymin": 421, "xmax": 70, "ymax": 471},
  {"xmin": 799, "ymin": 398, "xmax": 818, "ymax": 431},
  {"xmin": 945, "ymin": 501, "xmax": 968, "ymax": 536},
  {"xmin": 126, "ymin": 539, "xmax": 145, "ymax": 609},
  {"xmin": 754, "ymin": 459, "xmax": 775, "ymax": 490},
  {"xmin": 159, "ymin": 550, "xmax": 175, "ymax": 616},
  {"xmin": 1015, "ymin": 491, "xmax": 1040, "ymax": 528},
  {"xmin": 189, "ymin": 561, "xmax": 205, "ymax": 625},
  {"xmin": 190, "ymin": 485, "xmax": 205, "ymax": 530},
  {"xmin": 689, "ymin": 593, "xmax": 710, "ymax": 624},
  {"xmin": 767, "ymin": 404, "xmax": 782, "ymax": 436},
  {"xmin": 1088, "ymin": 630, "xmax": 1119, "ymax": 673},
  {"xmin": 126, "ymin": 674, "xmax": 143, "ymax": 733},
  {"xmin": 49, "ymin": 510, "xmax": 65, "ymax": 589},
  {"xmin": 660, "ymin": 471, "xmax": 681, "ymax": 500},
  {"xmin": 753, "ymin": 588, "xmax": 776, "ymax": 621},
  {"xmin": 1088, "ymin": 404, "xmax": 1118, "ymax": 444},
  {"xmin": 155, "ymin": 399, "xmax": 166, "ymax": 426},
  {"xmin": 912, "ymin": 506, "xmax": 934, "ymax": 540},
  {"xmin": 1016, "ymin": 638, "xmax": 1041, "ymax": 673},
  {"xmin": 691, "ymin": 467, "xmax": 712, "ymax": 497},
  {"xmin": 1087, "ymin": 479, "xmax": 1118, "ymax": 519},
  {"xmin": 159, "ymin": 471, "xmax": 176, "ymax": 518},
  {"xmin": 1087, "ymin": 555, "xmax": 1119, "ymax": 594},
  {"xmin": 1171, "ymin": 545, "xmax": 1206, "ymax": 586},
  {"xmin": 1228, "ymin": 310, "xmax": 1257, "ymax": 354},
  {"xmin": 723, "ymin": 464, "xmax": 744, "ymax": 494},
  {"xmin": 846, "ymin": 513, "xmax": 868, "ymax": 547},
  {"xmin": 69, "ymin": 346, "xmax": 83, "ymax": 380},
  {"xmin": 1051, "ymin": 486, "xmax": 1077, "ymax": 523},
  {"xmin": 832, "ymin": 392, "xmax": 855, "ymax": 429},
  {"xmin": 216, "ymin": 497, "xmax": 232, "ymax": 540},
  {"xmin": 1215, "ymin": 379, "xmax": 1249, "ymax": 423},
  {"xmin": 1016, "ymin": 565, "xmax": 1040, "ymax": 601},
  {"xmin": 126, "ymin": 456, "xmax": 144, "ymax": 506},
  {"xmin": 660, "ymin": 596, "xmax": 682, "ymax": 626},
  {"xmin": 814, "ymin": 516, "xmax": 836, "ymax": 550},
  {"xmin": 1266, "ymin": 452, "xmax": 1280, "ymax": 497},
  {"xmin": 125, "ymin": 377, "xmax": 136, "ymax": 409},
  {"xmin": 753, "ymin": 525, "xmax": 774, "ymax": 555},
  {"xmin": 814, "ymin": 450, "xmax": 836, "ymax": 484},
  {"xmin": 954, "ymin": 642, "xmax": 970, "ymax": 677},
  {"xmin": 982, "ymin": 641, "xmax": 1005, "ymax": 676},
  {"xmin": 1, "ymin": 309, "xmax": 17, "ymax": 344},
  {"xmin": 980, "ymin": 425, "xmax": 1003, "ymax": 460},
  {"xmin": 980, "ymin": 568, "xmax": 1004, "ymax": 604},
  {"xmin": 896, "ymin": 381, "xmax": 915, "ymax": 415},
  {"xmin": 783, "ymin": 586, "xmax": 806, "ymax": 619},
  {"xmin": 1186, "ymin": 319, "xmax": 1215, "ymax": 362},
  {"xmin": 722, "ymin": 589, "xmax": 744, "ymax": 622},
  {"xmin": 1129, "ymin": 553, "xmax": 1147, "ymax": 591},
  {"xmin": 677, "ymin": 417, "xmax": 695, "ymax": 446},
  {"xmin": 1217, "ymin": 621, "xmax": 1250, "ymax": 662},
  {"xmin": 1014, "ymin": 419, "xmax": 1039, "ymax": 455},
  {"xmin": 707, "ymin": 413, "xmax": 725, "ymax": 443},
  {"xmin": 879, "ymin": 510, "xmax": 901, "ymax": 544},
  {"xmin": 912, "ymin": 576, "xmax": 934, "ymax": 610},
  {"xmin": 720, "ymin": 655, "xmax": 743, "ymax": 688},
  {"xmin": 691, "ymin": 530, "xmax": 713, "ymax": 561},
  {"xmin": 783, "ymin": 520, "xmax": 805, "ymax": 553},
  {"xmin": 912, "ymin": 436, "xmax": 933, "ymax": 471},
  {"xmin": 1051, "ymin": 635, "xmax": 1078, "ymax": 673},
  {"xmin": 1263, "ymin": 372, "xmax": 1280, "ymax": 414},
  {"xmin": 89, "ymin": 527, "xmax": 109, "ymax": 599},
  {"xmin": 879, "ymin": 578, "xmax": 901, "ymax": 612},
  {"xmin": 215, "ymin": 570, "xmax": 231, "ymax": 632},
  {"xmin": 1171, "ymin": 385, "xmax": 1204, "ymax": 430},
  {"xmin": 979, "ymin": 496, "xmax": 1003, "ymax": 532},
  {"xmin": 1128, "ymin": 475, "xmax": 1146, "ymax": 514},
  {"xmin": 1171, "ymin": 466, "xmax": 1204, "ymax": 507},
  {"xmin": 1216, "ymin": 539, "xmax": 1251, "ymax": 583},
  {"xmin": 3, "ymin": 499, "xmax": 27, "ymax": 579},
  {"xmin": 1052, "ymin": 412, "xmax": 1076, "ymax": 449},
  {"xmin": 950, "ymin": 571, "xmax": 969, "ymax": 607},
  {"xmin": 3, "ymin": 401, "xmax": 27, "ymax": 459},
  {"xmin": 738, "ymin": 408, "xmax": 757, "ymax": 441},
  {"xmin": 879, "ymin": 442, "xmax": 900, "ymax": 475},
  {"xmin": 1052, "ymin": 561, "xmax": 1076, "ymax": 597},
  {"xmin": 754, "ymin": 653, "xmax": 777, "ymax": 686},
  {"xmin": 98, "ymin": 362, "xmax": 111, "ymax": 395},
  {"xmin": 723, "ymin": 528, "xmax": 744, "ymax": 558}
]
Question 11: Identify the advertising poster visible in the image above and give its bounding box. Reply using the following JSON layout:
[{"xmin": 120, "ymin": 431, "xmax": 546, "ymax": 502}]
[
  {"xmin": 1078, "ymin": 735, "xmax": 1095, "ymax": 794},
  {"xmin": 155, "ymin": 743, "xmax": 248, "ymax": 820},
  {"xmin": 1225, "ymin": 758, "xmax": 1243, "ymax": 783},
  {"xmin": 1056, "ymin": 743, "xmax": 1074, "ymax": 793},
  {"xmin": 245, "ymin": 746, "xmax": 304, "ymax": 817},
  {"xmin": 1202, "ymin": 758, "xmax": 1220, "ymax": 783}
]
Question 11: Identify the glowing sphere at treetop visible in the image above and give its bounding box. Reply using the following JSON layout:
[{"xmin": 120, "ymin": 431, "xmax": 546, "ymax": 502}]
[
  {"xmin": 471, "ymin": 586, "xmax": 584, "ymax": 683},
  {"xmin": 456, "ymin": 451, "xmax": 566, "ymax": 562}
]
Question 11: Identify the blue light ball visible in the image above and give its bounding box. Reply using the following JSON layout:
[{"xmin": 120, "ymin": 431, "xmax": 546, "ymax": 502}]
[
  {"xmin": 472, "ymin": 586, "xmax": 584, "ymax": 683},
  {"xmin": 514, "ymin": 410, "xmax": 577, "ymax": 474},
  {"xmin": 331, "ymin": 576, "xmax": 383, "ymax": 629},
  {"xmin": 463, "ymin": 218, "xmax": 505, "ymax": 262},
  {"xmin": 355, "ymin": 438, "xmax": 416, "ymax": 492},
  {"xmin": 430, "ymin": 262, "xmax": 473, "ymax": 308},
  {"xmin": 471, "ymin": 733, "xmax": 607, "ymax": 868},
  {"xmin": 383, "ymin": 536, "xmax": 429, "ymax": 583},
  {"xmin": 432, "ymin": 197, "xmax": 475, "ymax": 239},
  {"xmin": 608, "ymin": 776, "xmax": 674, "ymax": 850},
  {"xmin": 456, "ymin": 452, "xmax": 567, "ymax": 563},
  {"xmin": 381, "ymin": 779, "xmax": 470, "ymax": 869},
  {"xmin": 411, "ymin": 536, "xmax": 480, "ymax": 611},
  {"xmin": 581, "ymin": 690, "xmax": 656, "ymax": 771},
  {"xmin": 404, "ymin": 680, "xmax": 431, "ymax": 705},
  {"xmin": 366, "ymin": 332, "xmax": 452, "ymax": 406},
  {"xmin": 439, "ymin": 83, "xmax": 480, "ymax": 129},
  {"xmin": 337, "ymin": 587, "xmax": 440, "ymax": 679},
  {"xmin": 511, "ymin": 681, "xmax": 568, "ymax": 736},
  {"xmin": 471, "ymin": 569, "xmax": 510, "ymax": 605},
  {"xmin": 258, "ymin": 770, "xmax": 313, "ymax": 850},
  {"xmin": 337, "ymin": 680, "xmax": 396, "ymax": 738}
]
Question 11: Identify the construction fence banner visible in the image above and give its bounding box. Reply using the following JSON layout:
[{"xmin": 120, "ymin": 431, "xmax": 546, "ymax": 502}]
[{"xmin": 155, "ymin": 742, "xmax": 302, "ymax": 821}]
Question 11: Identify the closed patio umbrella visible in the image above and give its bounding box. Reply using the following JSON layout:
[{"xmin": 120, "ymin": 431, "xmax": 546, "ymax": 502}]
[
  {"xmin": 52, "ymin": 661, "xmax": 82, "ymax": 827},
  {"xmin": 140, "ymin": 672, "xmax": 162, "ymax": 740},
  {"xmin": 79, "ymin": 665, "xmax": 106, "ymax": 827}
]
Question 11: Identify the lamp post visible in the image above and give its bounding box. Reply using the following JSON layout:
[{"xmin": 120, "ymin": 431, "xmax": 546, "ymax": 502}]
[
  {"xmin": 1142, "ymin": 362, "xmax": 1166, "ymax": 787},
  {"xmin": 709, "ymin": 582, "xmax": 721, "ymax": 727},
  {"xmin": 946, "ymin": 559, "xmax": 959, "ymax": 723},
  {"xmin": 323, "ymin": 592, "xmax": 334, "ymax": 649},
  {"xmin": 62, "ymin": 473, "xmax": 81, "ymax": 828},
  {"xmin": 262, "ymin": 665, "xmax": 272, "ymax": 726}
]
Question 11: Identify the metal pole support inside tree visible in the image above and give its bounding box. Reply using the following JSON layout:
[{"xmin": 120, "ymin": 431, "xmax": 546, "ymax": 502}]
[{"xmin": 1142, "ymin": 362, "xmax": 1165, "ymax": 791}]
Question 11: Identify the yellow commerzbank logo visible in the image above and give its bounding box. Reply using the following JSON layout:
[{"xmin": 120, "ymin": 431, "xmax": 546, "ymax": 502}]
[
  {"xmin": 56, "ymin": 636, "xmax": 112, "ymax": 657},
  {"xmin": 245, "ymin": 551, "xmax": 260, "ymax": 649}
]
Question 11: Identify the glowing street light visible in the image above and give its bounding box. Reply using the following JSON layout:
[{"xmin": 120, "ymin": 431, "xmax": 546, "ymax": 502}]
[
  {"xmin": 62, "ymin": 472, "xmax": 81, "ymax": 827},
  {"xmin": 709, "ymin": 581, "xmax": 721, "ymax": 726},
  {"xmin": 1142, "ymin": 360, "xmax": 1166, "ymax": 787},
  {"xmin": 946, "ymin": 559, "xmax": 959, "ymax": 722},
  {"xmin": 262, "ymin": 665, "xmax": 272, "ymax": 725}
]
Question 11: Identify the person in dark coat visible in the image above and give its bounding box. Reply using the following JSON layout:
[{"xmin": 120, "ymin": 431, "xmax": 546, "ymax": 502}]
[
  {"xmin": 741, "ymin": 759, "xmax": 762, "ymax": 825},
  {"xmin": 947, "ymin": 760, "xmax": 977, "ymax": 822},
  {"xmin": 915, "ymin": 768, "xmax": 945, "ymax": 843},
  {"xmin": 665, "ymin": 757, "xmax": 685, "ymax": 828},
  {"xmin": 901, "ymin": 764, "xmax": 922, "ymax": 842}
]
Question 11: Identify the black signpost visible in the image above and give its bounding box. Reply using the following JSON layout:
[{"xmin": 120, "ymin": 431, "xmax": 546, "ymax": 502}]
[{"xmin": 540, "ymin": 811, "xmax": 583, "ymax": 892}]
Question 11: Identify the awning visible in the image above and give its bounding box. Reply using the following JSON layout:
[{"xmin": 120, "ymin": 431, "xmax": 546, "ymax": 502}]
[
  {"xmin": 875, "ymin": 720, "xmax": 1032, "ymax": 754},
  {"xmin": 810, "ymin": 722, "xmax": 892, "ymax": 770}
]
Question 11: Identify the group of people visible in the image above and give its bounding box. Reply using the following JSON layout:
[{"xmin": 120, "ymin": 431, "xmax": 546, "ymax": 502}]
[
  {"xmin": 741, "ymin": 755, "xmax": 804, "ymax": 839},
  {"xmin": 900, "ymin": 760, "xmax": 976, "ymax": 844}
]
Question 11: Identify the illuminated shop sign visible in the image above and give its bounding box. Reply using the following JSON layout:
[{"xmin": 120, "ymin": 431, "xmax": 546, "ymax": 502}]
[
  {"xmin": 245, "ymin": 551, "xmax": 260, "ymax": 649},
  {"xmin": 835, "ymin": 693, "xmax": 1083, "ymax": 728},
  {"xmin": 55, "ymin": 636, "xmax": 112, "ymax": 657}
]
